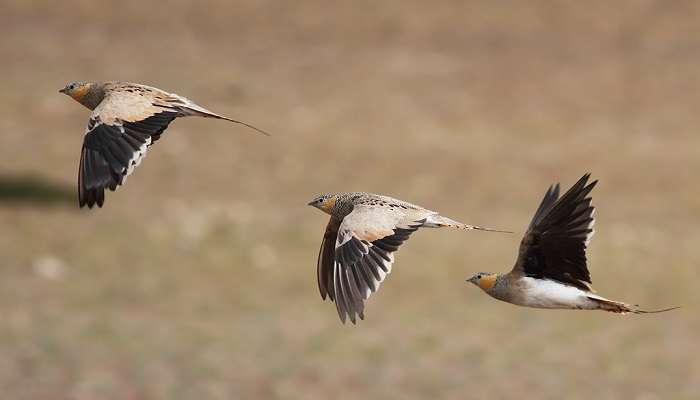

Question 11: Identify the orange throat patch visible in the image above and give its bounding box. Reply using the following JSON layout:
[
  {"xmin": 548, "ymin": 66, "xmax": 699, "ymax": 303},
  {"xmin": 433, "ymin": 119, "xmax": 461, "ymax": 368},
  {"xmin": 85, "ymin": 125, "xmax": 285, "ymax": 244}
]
[
  {"xmin": 69, "ymin": 84, "xmax": 91, "ymax": 104},
  {"xmin": 320, "ymin": 197, "xmax": 337, "ymax": 213},
  {"xmin": 477, "ymin": 274, "xmax": 498, "ymax": 291}
]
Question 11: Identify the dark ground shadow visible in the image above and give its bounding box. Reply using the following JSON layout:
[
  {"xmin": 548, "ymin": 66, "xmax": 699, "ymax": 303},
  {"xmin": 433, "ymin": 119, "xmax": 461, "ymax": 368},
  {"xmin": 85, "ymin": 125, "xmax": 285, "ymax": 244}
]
[{"xmin": 0, "ymin": 174, "xmax": 74, "ymax": 206}]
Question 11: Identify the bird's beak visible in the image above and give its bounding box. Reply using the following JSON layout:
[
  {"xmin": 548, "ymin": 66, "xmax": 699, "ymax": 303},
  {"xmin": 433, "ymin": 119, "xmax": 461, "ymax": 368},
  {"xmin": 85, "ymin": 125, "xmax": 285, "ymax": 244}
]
[
  {"xmin": 307, "ymin": 201, "xmax": 315, "ymax": 206},
  {"xmin": 59, "ymin": 88, "xmax": 66, "ymax": 94}
]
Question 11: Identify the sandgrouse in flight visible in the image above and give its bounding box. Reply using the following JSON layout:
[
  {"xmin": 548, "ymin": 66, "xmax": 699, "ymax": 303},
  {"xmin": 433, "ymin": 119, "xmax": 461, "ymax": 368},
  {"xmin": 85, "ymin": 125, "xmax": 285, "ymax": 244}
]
[
  {"xmin": 60, "ymin": 81, "xmax": 269, "ymax": 208},
  {"xmin": 466, "ymin": 174, "xmax": 678, "ymax": 314},
  {"xmin": 309, "ymin": 192, "xmax": 510, "ymax": 324}
]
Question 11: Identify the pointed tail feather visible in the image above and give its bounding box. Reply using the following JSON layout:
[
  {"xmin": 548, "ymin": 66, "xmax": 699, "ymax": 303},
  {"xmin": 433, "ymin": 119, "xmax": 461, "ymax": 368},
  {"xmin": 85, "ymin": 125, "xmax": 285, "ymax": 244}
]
[
  {"xmin": 465, "ymin": 225, "xmax": 514, "ymax": 234},
  {"xmin": 181, "ymin": 106, "xmax": 271, "ymax": 136},
  {"xmin": 588, "ymin": 296, "xmax": 680, "ymax": 314},
  {"xmin": 213, "ymin": 114, "xmax": 271, "ymax": 136},
  {"xmin": 630, "ymin": 306, "xmax": 681, "ymax": 314},
  {"xmin": 425, "ymin": 215, "xmax": 512, "ymax": 233}
]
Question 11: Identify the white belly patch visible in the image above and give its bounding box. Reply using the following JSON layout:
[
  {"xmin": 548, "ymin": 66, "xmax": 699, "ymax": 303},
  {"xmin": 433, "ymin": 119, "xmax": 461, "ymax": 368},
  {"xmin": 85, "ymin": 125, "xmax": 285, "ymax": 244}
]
[{"xmin": 516, "ymin": 277, "xmax": 597, "ymax": 310}]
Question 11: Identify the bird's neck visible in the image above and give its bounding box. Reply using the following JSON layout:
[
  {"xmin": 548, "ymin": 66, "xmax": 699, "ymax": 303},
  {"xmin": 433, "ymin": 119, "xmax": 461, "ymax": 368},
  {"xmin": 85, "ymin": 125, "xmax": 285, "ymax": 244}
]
[
  {"xmin": 483, "ymin": 275, "xmax": 513, "ymax": 303},
  {"xmin": 75, "ymin": 84, "xmax": 105, "ymax": 110}
]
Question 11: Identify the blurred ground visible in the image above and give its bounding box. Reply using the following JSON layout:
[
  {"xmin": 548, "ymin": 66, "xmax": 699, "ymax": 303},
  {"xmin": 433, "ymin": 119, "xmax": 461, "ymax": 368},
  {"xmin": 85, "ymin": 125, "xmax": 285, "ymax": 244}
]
[{"xmin": 1, "ymin": 1, "xmax": 699, "ymax": 399}]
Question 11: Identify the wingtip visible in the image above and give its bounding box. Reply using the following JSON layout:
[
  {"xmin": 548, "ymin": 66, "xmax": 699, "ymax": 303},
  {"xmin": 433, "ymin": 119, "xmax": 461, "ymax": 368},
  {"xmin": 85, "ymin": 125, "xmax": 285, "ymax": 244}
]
[
  {"xmin": 79, "ymin": 197, "xmax": 104, "ymax": 209},
  {"xmin": 578, "ymin": 173, "xmax": 597, "ymax": 189},
  {"xmin": 336, "ymin": 308, "xmax": 364, "ymax": 325},
  {"xmin": 575, "ymin": 173, "xmax": 590, "ymax": 186},
  {"xmin": 337, "ymin": 309, "xmax": 347, "ymax": 324},
  {"xmin": 348, "ymin": 312, "xmax": 362, "ymax": 325}
]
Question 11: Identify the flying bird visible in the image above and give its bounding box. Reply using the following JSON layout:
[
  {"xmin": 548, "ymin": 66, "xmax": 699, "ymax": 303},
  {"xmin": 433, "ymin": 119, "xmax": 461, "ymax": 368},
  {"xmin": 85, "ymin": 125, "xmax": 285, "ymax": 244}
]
[
  {"xmin": 466, "ymin": 174, "xmax": 678, "ymax": 314},
  {"xmin": 60, "ymin": 81, "xmax": 269, "ymax": 208},
  {"xmin": 309, "ymin": 192, "xmax": 510, "ymax": 324}
]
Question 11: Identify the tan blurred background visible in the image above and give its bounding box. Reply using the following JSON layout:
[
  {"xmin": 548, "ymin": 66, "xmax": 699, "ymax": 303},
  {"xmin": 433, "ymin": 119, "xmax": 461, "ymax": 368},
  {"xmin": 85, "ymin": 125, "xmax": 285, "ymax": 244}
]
[{"xmin": 1, "ymin": 1, "xmax": 699, "ymax": 399}]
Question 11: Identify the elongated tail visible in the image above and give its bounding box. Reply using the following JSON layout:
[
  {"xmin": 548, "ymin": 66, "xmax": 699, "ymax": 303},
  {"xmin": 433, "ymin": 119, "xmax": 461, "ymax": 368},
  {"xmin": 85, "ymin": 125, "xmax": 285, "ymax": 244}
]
[
  {"xmin": 178, "ymin": 102, "xmax": 271, "ymax": 136},
  {"xmin": 587, "ymin": 295, "xmax": 680, "ymax": 314},
  {"xmin": 203, "ymin": 112, "xmax": 271, "ymax": 136},
  {"xmin": 423, "ymin": 214, "xmax": 512, "ymax": 233}
]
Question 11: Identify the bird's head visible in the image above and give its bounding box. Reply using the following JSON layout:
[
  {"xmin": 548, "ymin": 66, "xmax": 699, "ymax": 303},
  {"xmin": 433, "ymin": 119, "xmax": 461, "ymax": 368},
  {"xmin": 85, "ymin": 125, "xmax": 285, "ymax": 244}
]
[
  {"xmin": 466, "ymin": 272, "xmax": 499, "ymax": 291},
  {"xmin": 59, "ymin": 81, "xmax": 92, "ymax": 102},
  {"xmin": 307, "ymin": 194, "xmax": 338, "ymax": 214}
]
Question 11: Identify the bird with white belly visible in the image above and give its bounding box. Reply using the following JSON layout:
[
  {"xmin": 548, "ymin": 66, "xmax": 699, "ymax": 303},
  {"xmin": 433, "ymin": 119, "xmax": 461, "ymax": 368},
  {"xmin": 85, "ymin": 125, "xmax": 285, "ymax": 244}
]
[{"xmin": 466, "ymin": 174, "xmax": 678, "ymax": 314}]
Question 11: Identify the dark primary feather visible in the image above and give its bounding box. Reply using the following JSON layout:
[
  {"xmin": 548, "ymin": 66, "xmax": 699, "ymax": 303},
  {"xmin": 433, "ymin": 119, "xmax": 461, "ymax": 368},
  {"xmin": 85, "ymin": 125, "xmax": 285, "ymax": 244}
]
[
  {"xmin": 317, "ymin": 220, "xmax": 420, "ymax": 324},
  {"xmin": 527, "ymin": 183, "xmax": 560, "ymax": 230},
  {"xmin": 512, "ymin": 174, "xmax": 597, "ymax": 290},
  {"xmin": 317, "ymin": 218, "xmax": 341, "ymax": 301},
  {"xmin": 78, "ymin": 111, "xmax": 177, "ymax": 208}
]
